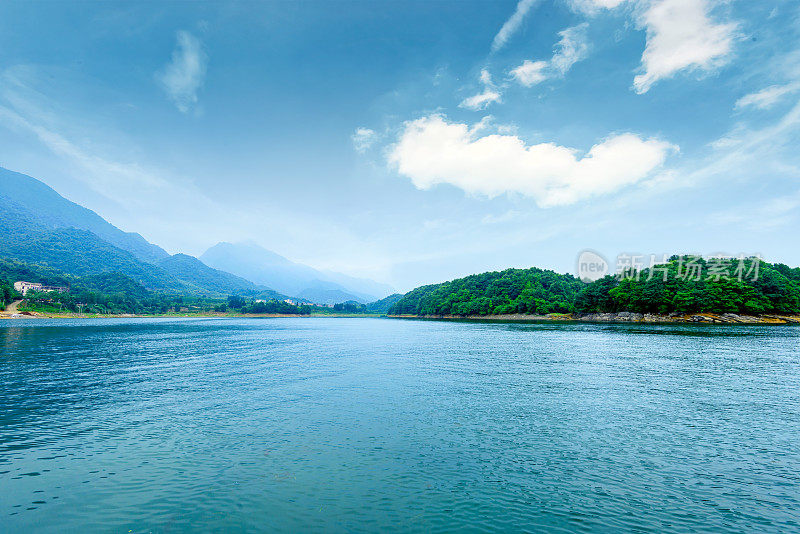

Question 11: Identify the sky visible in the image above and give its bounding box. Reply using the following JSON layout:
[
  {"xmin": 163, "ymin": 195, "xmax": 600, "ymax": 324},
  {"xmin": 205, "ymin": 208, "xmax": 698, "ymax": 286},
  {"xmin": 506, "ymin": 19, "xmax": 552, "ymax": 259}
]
[{"xmin": 0, "ymin": 0, "xmax": 798, "ymax": 291}]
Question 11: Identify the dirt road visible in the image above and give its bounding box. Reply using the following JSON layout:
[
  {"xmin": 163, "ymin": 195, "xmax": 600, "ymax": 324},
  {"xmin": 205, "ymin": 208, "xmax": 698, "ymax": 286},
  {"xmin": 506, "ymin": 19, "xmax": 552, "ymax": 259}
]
[{"xmin": 3, "ymin": 299, "xmax": 22, "ymax": 314}]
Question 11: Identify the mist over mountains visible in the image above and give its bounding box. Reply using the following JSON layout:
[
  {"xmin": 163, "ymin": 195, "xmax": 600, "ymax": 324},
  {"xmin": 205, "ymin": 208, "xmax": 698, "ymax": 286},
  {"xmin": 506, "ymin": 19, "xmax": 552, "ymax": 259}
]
[
  {"xmin": 0, "ymin": 167, "xmax": 393, "ymax": 304},
  {"xmin": 201, "ymin": 242, "xmax": 394, "ymax": 304}
]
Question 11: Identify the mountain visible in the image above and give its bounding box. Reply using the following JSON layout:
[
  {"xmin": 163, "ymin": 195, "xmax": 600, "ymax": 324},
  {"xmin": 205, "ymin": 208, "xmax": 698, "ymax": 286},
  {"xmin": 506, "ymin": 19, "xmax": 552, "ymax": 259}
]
[
  {"xmin": 200, "ymin": 241, "xmax": 394, "ymax": 303},
  {"xmin": 158, "ymin": 254, "xmax": 286, "ymax": 300},
  {"xmin": 316, "ymin": 270, "xmax": 397, "ymax": 303},
  {"xmin": 0, "ymin": 167, "xmax": 280, "ymax": 297},
  {"xmin": 0, "ymin": 166, "xmax": 387, "ymax": 302},
  {"xmin": 365, "ymin": 293, "xmax": 403, "ymax": 313},
  {"xmin": 295, "ymin": 285, "xmax": 365, "ymax": 306},
  {"xmin": 0, "ymin": 167, "xmax": 168, "ymax": 263},
  {"xmin": 0, "ymin": 206, "xmax": 191, "ymax": 292}
]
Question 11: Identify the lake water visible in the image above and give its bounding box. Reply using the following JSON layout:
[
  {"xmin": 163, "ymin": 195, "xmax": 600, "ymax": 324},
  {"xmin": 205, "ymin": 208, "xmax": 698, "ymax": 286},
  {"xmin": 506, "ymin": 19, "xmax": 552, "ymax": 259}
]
[{"xmin": 1, "ymin": 318, "xmax": 799, "ymax": 532}]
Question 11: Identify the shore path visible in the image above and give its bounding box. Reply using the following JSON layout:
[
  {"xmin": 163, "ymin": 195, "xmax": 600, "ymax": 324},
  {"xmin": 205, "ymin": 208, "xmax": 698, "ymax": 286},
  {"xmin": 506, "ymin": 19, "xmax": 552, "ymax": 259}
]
[{"xmin": 3, "ymin": 299, "xmax": 22, "ymax": 314}]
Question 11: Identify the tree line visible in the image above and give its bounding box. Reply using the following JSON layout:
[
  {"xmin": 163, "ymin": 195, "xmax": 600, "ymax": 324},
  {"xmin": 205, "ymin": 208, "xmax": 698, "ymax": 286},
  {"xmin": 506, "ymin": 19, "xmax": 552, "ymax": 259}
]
[
  {"xmin": 390, "ymin": 267, "xmax": 583, "ymax": 316},
  {"xmin": 389, "ymin": 257, "xmax": 800, "ymax": 317}
]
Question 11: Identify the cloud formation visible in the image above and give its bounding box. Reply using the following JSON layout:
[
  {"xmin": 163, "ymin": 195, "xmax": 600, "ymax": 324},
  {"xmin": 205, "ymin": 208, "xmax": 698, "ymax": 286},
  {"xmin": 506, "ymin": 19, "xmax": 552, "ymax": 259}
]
[
  {"xmin": 569, "ymin": 0, "xmax": 628, "ymax": 14},
  {"xmin": 156, "ymin": 31, "xmax": 207, "ymax": 113},
  {"xmin": 389, "ymin": 114, "xmax": 676, "ymax": 207},
  {"xmin": 510, "ymin": 60, "xmax": 548, "ymax": 87},
  {"xmin": 460, "ymin": 69, "xmax": 502, "ymax": 110},
  {"xmin": 735, "ymin": 84, "xmax": 800, "ymax": 110},
  {"xmin": 460, "ymin": 89, "xmax": 502, "ymax": 110},
  {"xmin": 491, "ymin": 0, "xmax": 541, "ymax": 53},
  {"xmin": 634, "ymin": 0, "xmax": 736, "ymax": 94},
  {"xmin": 352, "ymin": 127, "xmax": 377, "ymax": 153},
  {"xmin": 551, "ymin": 23, "xmax": 590, "ymax": 75},
  {"xmin": 511, "ymin": 23, "xmax": 590, "ymax": 86}
]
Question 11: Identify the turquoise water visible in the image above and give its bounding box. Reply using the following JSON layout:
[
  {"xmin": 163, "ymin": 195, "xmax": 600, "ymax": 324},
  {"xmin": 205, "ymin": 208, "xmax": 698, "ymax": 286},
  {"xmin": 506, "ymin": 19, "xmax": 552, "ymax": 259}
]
[{"xmin": 1, "ymin": 318, "xmax": 799, "ymax": 532}]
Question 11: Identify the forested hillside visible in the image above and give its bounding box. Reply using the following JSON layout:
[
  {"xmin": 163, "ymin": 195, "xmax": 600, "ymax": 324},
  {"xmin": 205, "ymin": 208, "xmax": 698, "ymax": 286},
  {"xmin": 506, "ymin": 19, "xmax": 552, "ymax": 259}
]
[
  {"xmin": 390, "ymin": 257, "xmax": 800, "ymax": 317},
  {"xmin": 0, "ymin": 258, "xmax": 176, "ymax": 314},
  {"xmin": 0, "ymin": 167, "xmax": 168, "ymax": 263},
  {"xmin": 0, "ymin": 167, "xmax": 292, "ymax": 298},
  {"xmin": 575, "ymin": 256, "xmax": 800, "ymax": 315},
  {"xmin": 0, "ymin": 212, "xmax": 193, "ymax": 292},
  {"xmin": 0, "ymin": 203, "xmax": 281, "ymax": 297},
  {"xmin": 390, "ymin": 268, "xmax": 583, "ymax": 316},
  {"xmin": 0, "ymin": 258, "xmax": 303, "ymax": 315}
]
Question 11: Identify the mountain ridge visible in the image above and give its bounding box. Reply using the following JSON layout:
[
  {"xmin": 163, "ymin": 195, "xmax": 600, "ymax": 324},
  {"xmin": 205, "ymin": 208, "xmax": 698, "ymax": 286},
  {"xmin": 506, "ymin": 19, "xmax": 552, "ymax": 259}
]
[
  {"xmin": 0, "ymin": 167, "xmax": 169, "ymax": 263},
  {"xmin": 200, "ymin": 241, "xmax": 394, "ymax": 304},
  {"xmin": 0, "ymin": 167, "xmax": 276, "ymax": 297},
  {"xmin": 0, "ymin": 166, "xmax": 393, "ymax": 305}
]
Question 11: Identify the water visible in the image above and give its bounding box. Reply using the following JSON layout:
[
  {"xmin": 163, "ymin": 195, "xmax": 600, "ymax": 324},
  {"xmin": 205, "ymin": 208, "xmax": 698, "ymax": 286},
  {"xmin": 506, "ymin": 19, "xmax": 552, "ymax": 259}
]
[{"xmin": 1, "ymin": 318, "xmax": 799, "ymax": 532}]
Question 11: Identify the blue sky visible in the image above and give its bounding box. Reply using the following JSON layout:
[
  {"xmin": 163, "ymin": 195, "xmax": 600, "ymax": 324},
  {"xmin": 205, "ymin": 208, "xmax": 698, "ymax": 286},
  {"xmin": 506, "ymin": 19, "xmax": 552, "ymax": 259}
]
[{"xmin": 0, "ymin": 0, "xmax": 798, "ymax": 291}]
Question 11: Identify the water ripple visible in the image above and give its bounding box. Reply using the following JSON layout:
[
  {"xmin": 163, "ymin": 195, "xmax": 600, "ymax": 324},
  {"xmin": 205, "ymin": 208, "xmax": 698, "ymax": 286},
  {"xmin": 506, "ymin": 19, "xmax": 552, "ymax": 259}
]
[{"xmin": 1, "ymin": 318, "xmax": 799, "ymax": 532}]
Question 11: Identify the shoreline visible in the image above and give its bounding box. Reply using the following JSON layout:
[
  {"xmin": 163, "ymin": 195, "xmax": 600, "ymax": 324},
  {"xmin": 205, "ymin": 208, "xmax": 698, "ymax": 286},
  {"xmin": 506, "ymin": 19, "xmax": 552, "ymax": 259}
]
[
  {"xmin": 388, "ymin": 312, "xmax": 800, "ymax": 325},
  {"xmin": 0, "ymin": 311, "xmax": 382, "ymax": 320},
  {"xmin": 3, "ymin": 310, "xmax": 799, "ymax": 324}
]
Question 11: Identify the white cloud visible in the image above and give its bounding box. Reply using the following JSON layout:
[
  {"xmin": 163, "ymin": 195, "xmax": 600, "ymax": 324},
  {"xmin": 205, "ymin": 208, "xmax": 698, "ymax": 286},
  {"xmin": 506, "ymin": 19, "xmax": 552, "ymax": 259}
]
[
  {"xmin": 156, "ymin": 30, "xmax": 207, "ymax": 113},
  {"xmin": 388, "ymin": 114, "xmax": 676, "ymax": 207},
  {"xmin": 460, "ymin": 69, "xmax": 502, "ymax": 110},
  {"xmin": 551, "ymin": 23, "xmax": 590, "ymax": 75},
  {"xmin": 735, "ymin": 84, "xmax": 800, "ymax": 110},
  {"xmin": 352, "ymin": 127, "xmax": 377, "ymax": 153},
  {"xmin": 491, "ymin": 0, "xmax": 541, "ymax": 53},
  {"xmin": 633, "ymin": 0, "xmax": 736, "ymax": 94},
  {"xmin": 510, "ymin": 23, "xmax": 590, "ymax": 86},
  {"xmin": 460, "ymin": 89, "xmax": 502, "ymax": 110},
  {"xmin": 510, "ymin": 60, "xmax": 548, "ymax": 87},
  {"xmin": 568, "ymin": 0, "xmax": 628, "ymax": 15},
  {"xmin": 593, "ymin": 0, "xmax": 627, "ymax": 7}
]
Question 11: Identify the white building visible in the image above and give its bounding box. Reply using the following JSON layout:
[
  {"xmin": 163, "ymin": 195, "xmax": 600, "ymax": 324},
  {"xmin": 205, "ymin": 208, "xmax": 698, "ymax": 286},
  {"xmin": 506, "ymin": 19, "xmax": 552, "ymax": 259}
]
[{"xmin": 14, "ymin": 281, "xmax": 68, "ymax": 296}]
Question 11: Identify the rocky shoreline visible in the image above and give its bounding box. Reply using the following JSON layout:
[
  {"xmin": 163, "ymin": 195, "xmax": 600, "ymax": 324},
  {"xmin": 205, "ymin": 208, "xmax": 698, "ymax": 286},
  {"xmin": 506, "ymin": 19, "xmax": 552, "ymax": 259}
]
[{"xmin": 391, "ymin": 312, "xmax": 800, "ymax": 325}]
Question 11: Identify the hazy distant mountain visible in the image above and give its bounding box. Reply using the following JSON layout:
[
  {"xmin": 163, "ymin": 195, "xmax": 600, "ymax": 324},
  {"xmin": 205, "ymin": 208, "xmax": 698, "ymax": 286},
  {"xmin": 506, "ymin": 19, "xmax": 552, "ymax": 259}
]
[
  {"xmin": 158, "ymin": 254, "xmax": 286, "ymax": 299},
  {"xmin": 317, "ymin": 270, "xmax": 398, "ymax": 302},
  {"xmin": 295, "ymin": 284, "xmax": 366, "ymax": 306},
  {"xmin": 0, "ymin": 167, "xmax": 169, "ymax": 264},
  {"xmin": 200, "ymin": 241, "xmax": 394, "ymax": 303}
]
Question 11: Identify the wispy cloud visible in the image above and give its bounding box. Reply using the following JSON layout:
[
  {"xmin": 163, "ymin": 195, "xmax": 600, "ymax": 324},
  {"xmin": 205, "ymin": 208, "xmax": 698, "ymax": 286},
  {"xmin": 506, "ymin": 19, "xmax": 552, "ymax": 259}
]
[
  {"xmin": 633, "ymin": 0, "xmax": 737, "ymax": 94},
  {"xmin": 389, "ymin": 114, "xmax": 676, "ymax": 207},
  {"xmin": 460, "ymin": 89, "xmax": 502, "ymax": 110},
  {"xmin": 568, "ymin": 0, "xmax": 628, "ymax": 15},
  {"xmin": 551, "ymin": 23, "xmax": 590, "ymax": 75},
  {"xmin": 491, "ymin": 0, "xmax": 541, "ymax": 53},
  {"xmin": 352, "ymin": 127, "xmax": 377, "ymax": 153},
  {"xmin": 0, "ymin": 104, "xmax": 168, "ymax": 195},
  {"xmin": 156, "ymin": 30, "xmax": 207, "ymax": 113},
  {"xmin": 460, "ymin": 69, "xmax": 502, "ymax": 110},
  {"xmin": 0, "ymin": 70, "xmax": 373, "ymax": 262},
  {"xmin": 511, "ymin": 23, "xmax": 590, "ymax": 86},
  {"xmin": 613, "ymin": 96, "xmax": 800, "ymax": 210},
  {"xmin": 735, "ymin": 83, "xmax": 800, "ymax": 110},
  {"xmin": 708, "ymin": 190, "xmax": 800, "ymax": 231},
  {"xmin": 510, "ymin": 60, "xmax": 548, "ymax": 87}
]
